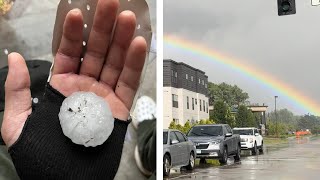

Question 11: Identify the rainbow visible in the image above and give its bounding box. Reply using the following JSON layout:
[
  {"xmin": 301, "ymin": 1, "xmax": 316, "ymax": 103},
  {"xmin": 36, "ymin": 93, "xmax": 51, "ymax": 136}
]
[{"xmin": 164, "ymin": 35, "xmax": 320, "ymax": 116}]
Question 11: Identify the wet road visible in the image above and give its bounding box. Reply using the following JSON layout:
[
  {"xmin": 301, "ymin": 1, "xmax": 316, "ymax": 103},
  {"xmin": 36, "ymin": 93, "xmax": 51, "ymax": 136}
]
[{"xmin": 167, "ymin": 136, "xmax": 320, "ymax": 180}]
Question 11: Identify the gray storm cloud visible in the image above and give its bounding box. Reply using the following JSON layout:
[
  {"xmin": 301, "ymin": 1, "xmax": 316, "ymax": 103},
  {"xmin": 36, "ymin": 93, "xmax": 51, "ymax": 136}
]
[{"xmin": 164, "ymin": 0, "xmax": 320, "ymax": 115}]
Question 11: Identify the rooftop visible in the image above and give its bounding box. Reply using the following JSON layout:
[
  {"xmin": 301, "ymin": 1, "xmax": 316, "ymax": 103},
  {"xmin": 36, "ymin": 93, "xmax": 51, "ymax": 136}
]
[{"xmin": 164, "ymin": 59, "xmax": 208, "ymax": 77}]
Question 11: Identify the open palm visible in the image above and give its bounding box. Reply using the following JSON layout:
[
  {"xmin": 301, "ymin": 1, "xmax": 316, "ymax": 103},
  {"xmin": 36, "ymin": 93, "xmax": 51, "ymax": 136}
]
[{"xmin": 2, "ymin": 0, "xmax": 147, "ymax": 147}]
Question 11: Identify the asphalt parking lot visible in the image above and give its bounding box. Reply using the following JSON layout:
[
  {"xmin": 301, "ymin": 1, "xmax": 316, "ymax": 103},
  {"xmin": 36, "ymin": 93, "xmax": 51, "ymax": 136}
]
[{"xmin": 166, "ymin": 136, "xmax": 320, "ymax": 180}]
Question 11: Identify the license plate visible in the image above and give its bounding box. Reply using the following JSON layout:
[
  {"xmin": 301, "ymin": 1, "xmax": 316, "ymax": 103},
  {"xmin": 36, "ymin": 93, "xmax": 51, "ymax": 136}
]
[{"xmin": 196, "ymin": 149, "xmax": 201, "ymax": 154}]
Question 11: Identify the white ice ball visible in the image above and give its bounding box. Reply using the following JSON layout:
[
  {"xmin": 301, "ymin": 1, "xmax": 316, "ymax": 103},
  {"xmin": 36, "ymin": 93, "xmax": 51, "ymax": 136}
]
[
  {"xmin": 132, "ymin": 96, "xmax": 156, "ymax": 129},
  {"xmin": 58, "ymin": 92, "xmax": 114, "ymax": 147}
]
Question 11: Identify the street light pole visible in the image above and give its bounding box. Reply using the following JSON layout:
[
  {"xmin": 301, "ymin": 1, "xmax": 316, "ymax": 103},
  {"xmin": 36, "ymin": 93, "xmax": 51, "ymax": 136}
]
[{"xmin": 275, "ymin": 96, "xmax": 278, "ymax": 138}]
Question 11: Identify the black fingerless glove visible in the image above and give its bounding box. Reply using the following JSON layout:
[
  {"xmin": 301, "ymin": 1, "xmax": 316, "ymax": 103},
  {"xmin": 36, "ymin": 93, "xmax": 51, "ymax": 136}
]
[{"xmin": 8, "ymin": 84, "xmax": 130, "ymax": 180}]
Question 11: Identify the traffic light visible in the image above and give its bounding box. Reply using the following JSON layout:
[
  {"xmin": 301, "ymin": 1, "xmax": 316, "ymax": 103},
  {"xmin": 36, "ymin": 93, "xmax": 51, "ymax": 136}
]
[{"xmin": 277, "ymin": 0, "xmax": 296, "ymax": 16}]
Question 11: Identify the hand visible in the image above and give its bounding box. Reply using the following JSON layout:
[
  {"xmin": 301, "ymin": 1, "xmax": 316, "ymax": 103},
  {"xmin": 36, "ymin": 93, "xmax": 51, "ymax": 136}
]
[{"xmin": 1, "ymin": 0, "xmax": 147, "ymax": 147}]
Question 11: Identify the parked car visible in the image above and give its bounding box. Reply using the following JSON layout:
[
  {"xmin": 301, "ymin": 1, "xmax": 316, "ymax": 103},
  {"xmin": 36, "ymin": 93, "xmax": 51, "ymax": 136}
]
[
  {"xmin": 233, "ymin": 127, "xmax": 263, "ymax": 155},
  {"xmin": 163, "ymin": 129, "xmax": 197, "ymax": 176},
  {"xmin": 187, "ymin": 124, "xmax": 241, "ymax": 164}
]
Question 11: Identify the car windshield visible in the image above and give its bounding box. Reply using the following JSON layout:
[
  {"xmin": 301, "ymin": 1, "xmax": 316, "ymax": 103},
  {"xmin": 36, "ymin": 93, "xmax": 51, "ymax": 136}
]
[
  {"xmin": 163, "ymin": 132, "xmax": 168, "ymax": 144},
  {"xmin": 233, "ymin": 129, "xmax": 253, "ymax": 135},
  {"xmin": 187, "ymin": 126, "xmax": 222, "ymax": 136}
]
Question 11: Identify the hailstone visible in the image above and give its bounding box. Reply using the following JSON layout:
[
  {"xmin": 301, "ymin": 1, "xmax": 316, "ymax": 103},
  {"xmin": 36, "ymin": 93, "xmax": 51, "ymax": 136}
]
[{"xmin": 58, "ymin": 92, "xmax": 114, "ymax": 147}]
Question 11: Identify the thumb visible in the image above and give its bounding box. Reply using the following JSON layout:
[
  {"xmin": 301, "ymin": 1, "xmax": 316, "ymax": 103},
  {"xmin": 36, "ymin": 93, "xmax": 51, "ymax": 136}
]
[{"xmin": 1, "ymin": 53, "xmax": 32, "ymax": 147}]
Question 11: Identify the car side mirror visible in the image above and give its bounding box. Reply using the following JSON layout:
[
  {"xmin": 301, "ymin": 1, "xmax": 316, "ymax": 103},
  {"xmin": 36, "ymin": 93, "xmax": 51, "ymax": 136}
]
[
  {"xmin": 225, "ymin": 133, "xmax": 232, "ymax": 137},
  {"xmin": 171, "ymin": 139, "xmax": 179, "ymax": 145},
  {"xmin": 255, "ymin": 133, "xmax": 259, "ymax": 136}
]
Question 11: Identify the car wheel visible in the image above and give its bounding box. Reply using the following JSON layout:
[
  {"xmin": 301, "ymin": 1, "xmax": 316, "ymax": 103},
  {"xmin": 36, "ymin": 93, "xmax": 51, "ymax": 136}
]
[
  {"xmin": 163, "ymin": 154, "xmax": 171, "ymax": 177},
  {"xmin": 185, "ymin": 152, "xmax": 195, "ymax": 170},
  {"xmin": 259, "ymin": 142, "xmax": 264, "ymax": 153},
  {"xmin": 200, "ymin": 158, "xmax": 206, "ymax": 164},
  {"xmin": 252, "ymin": 142, "xmax": 257, "ymax": 155},
  {"xmin": 219, "ymin": 147, "xmax": 228, "ymax": 164},
  {"xmin": 234, "ymin": 144, "xmax": 241, "ymax": 162}
]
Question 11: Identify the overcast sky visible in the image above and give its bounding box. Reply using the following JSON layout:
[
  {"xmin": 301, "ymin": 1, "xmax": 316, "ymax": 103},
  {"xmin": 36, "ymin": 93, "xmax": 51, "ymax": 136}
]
[{"xmin": 164, "ymin": 0, "xmax": 320, "ymax": 116}]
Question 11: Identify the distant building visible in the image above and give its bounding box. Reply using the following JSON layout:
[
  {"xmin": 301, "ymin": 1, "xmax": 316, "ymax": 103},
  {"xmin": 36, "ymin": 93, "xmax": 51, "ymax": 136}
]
[{"xmin": 163, "ymin": 59, "xmax": 209, "ymax": 128}]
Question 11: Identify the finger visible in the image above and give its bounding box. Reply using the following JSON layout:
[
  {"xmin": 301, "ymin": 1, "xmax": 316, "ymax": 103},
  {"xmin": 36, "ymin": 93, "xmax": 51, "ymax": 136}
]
[
  {"xmin": 2, "ymin": 53, "xmax": 32, "ymax": 147},
  {"xmin": 80, "ymin": 0, "xmax": 119, "ymax": 79},
  {"xmin": 99, "ymin": 10, "xmax": 136, "ymax": 88},
  {"xmin": 115, "ymin": 37, "xmax": 147, "ymax": 109},
  {"xmin": 52, "ymin": 9, "xmax": 83, "ymax": 75}
]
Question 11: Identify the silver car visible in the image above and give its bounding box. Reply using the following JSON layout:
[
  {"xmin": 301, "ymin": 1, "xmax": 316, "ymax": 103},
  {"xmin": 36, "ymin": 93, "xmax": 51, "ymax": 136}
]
[{"xmin": 163, "ymin": 129, "xmax": 197, "ymax": 176}]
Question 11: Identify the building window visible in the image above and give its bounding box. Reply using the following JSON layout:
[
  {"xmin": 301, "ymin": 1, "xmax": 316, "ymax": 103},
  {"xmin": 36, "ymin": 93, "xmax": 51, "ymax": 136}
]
[
  {"xmin": 195, "ymin": 99, "xmax": 197, "ymax": 105},
  {"xmin": 171, "ymin": 70, "xmax": 177, "ymax": 83},
  {"xmin": 172, "ymin": 94, "xmax": 178, "ymax": 108},
  {"xmin": 187, "ymin": 96, "xmax": 189, "ymax": 109},
  {"xmin": 206, "ymin": 102, "xmax": 208, "ymax": 113},
  {"xmin": 200, "ymin": 99, "xmax": 202, "ymax": 111},
  {"xmin": 173, "ymin": 119, "xmax": 179, "ymax": 124},
  {"xmin": 191, "ymin": 76, "xmax": 193, "ymax": 81},
  {"xmin": 202, "ymin": 80, "xmax": 204, "ymax": 85},
  {"xmin": 205, "ymin": 84, "xmax": 207, "ymax": 88},
  {"xmin": 186, "ymin": 74, "xmax": 188, "ymax": 80},
  {"xmin": 199, "ymin": 78, "xmax": 201, "ymax": 84},
  {"xmin": 192, "ymin": 98, "xmax": 194, "ymax": 110},
  {"xmin": 175, "ymin": 72, "xmax": 178, "ymax": 78},
  {"xmin": 203, "ymin": 101, "xmax": 205, "ymax": 112}
]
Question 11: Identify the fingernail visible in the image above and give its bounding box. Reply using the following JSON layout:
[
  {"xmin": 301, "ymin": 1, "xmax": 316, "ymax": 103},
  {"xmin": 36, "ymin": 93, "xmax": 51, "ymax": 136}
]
[
  {"xmin": 7, "ymin": 52, "xmax": 14, "ymax": 60},
  {"xmin": 121, "ymin": 10, "xmax": 135, "ymax": 17},
  {"xmin": 7, "ymin": 52, "xmax": 15, "ymax": 63},
  {"xmin": 70, "ymin": 8, "xmax": 81, "ymax": 15}
]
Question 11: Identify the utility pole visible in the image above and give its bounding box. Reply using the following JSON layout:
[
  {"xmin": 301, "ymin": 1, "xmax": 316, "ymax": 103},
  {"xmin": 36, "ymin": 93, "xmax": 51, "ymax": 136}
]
[{"xmin": 275, "ymin": 96, "xmax": 278, "ymax": 138}]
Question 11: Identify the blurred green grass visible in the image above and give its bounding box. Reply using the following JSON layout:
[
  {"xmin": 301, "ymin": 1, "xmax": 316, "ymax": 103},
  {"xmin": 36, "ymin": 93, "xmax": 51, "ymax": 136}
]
[
  {"xmin": 264, "ymin": 137, "xmax": 289, "ymax": 145},
  {"xmin": 195, "ymin": 159, "xmax": 220, "ymax": 166}
]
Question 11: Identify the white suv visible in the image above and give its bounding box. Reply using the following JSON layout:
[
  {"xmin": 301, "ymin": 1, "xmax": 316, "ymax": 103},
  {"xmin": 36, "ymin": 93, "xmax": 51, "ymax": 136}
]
[{"xmin": 233, "ymin": 127, "xmax": 263, "ymax": 155}]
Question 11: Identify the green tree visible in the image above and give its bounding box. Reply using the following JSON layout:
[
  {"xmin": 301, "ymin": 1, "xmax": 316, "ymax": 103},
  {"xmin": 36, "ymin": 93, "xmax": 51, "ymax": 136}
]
[
  {"xmin": 312, "ymin": 126, "xmax": 320, "ymax": 135},
  {"xmin": 266, "ymin": 120, "xmax": 288, "ymax": 136},
  {"xmin": 297, "ymin": 114, "xmax": 320, "ymax": 133},
  {"xmin": 211, "ymin": 101, "xmax": 227, "ymax": 124},
  {"xmin": 168, "ymin": 121, "xmax": 177, "ymax": 130},
  {"xmin": 208, "ymin": 82, "xmax": 249, "ymax": 107},
  {"xmin": 267, "ymin": 109, "xmax": 301, "ymax": 135},
  {"xmin": 235, "ymin": 105, "xmax": 247, "ymax": 127},
  {"xmin": 268, "ymin": 109, "xmax": 298, "ymax": 126},
  {"xmin": 225, "ymin": 107, "xmax": 235, "ymax": 127},
  {"xmin": 233, "ymin": 85, "xmax": 249, "ymax": 106},
  {"xmin": 247, "ymin": 110, "xmax": 255, "ymax": 127},
  {"xmin": 183, "ymin": 120, "xmax": 192, "ymax": 133},
  {"xmin": 253, "ymin": 113, "xmax": 262, "ymax": 127},
  {"xmin": 235, "ymin": 105, "xmax": 255, "ymax": 127},
  {"xmin": 205, "ymin": 119, "xmax": 215, "ymax": 124},
  {"xmin": 199, "ymin": 119, "xmax": 206, "ymax": 125},
  {"xmin": 176, "ymin": 124, "xmax": 183, "ymax": 133}
]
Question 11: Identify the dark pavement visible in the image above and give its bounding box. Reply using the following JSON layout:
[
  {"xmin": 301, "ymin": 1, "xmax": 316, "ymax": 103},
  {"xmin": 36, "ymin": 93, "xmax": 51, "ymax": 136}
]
[{"xmin": 167, "ymin": 136, "xmax": 320, "ymax": 180}]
